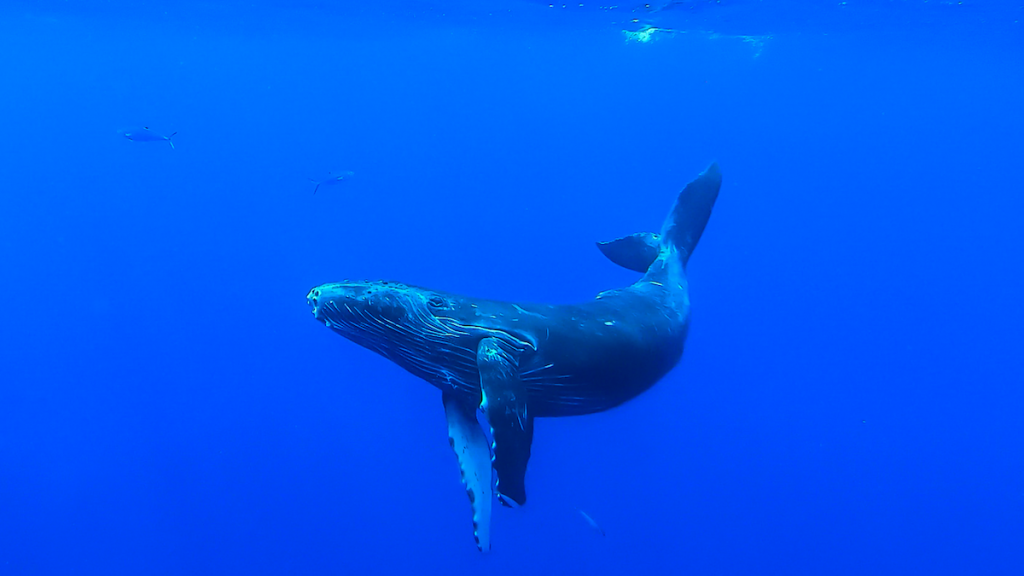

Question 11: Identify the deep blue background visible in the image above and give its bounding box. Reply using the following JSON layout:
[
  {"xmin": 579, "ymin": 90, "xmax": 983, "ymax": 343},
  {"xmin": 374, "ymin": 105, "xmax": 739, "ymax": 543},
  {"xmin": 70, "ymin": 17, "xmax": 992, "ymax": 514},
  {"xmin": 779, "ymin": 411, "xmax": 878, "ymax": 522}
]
[{"xmin": 1, "ymin": 1, "xmax": 1022, "ymax": 574}]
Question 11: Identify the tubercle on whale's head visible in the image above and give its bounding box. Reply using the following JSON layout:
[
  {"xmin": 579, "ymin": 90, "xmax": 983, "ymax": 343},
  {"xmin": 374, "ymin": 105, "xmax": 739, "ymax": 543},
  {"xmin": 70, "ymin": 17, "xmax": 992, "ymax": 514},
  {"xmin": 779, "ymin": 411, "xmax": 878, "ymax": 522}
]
[
  {"xmin": 306, "ymin": 278, "xmax": 464, "ymax": 318},
  {"xmin": 307, "ymin": 280, "xmax": 445, "ymax": 333},
  {"xmin": 306, "ymin": 280, "xmax": 534, "ymax": 371},
  {"xmin": 308, "ymin": 280, "xmax": 409, "ymax": 324},
  {"xmin": 305, "ymin": 280, "xmax": 488, "ymax": 372}
]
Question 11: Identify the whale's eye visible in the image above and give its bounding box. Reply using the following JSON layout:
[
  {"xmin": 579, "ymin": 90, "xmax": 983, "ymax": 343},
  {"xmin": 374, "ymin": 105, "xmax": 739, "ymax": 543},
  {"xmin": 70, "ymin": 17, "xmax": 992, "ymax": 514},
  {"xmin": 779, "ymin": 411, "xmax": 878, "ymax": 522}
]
[{"xmin": 428, "ymin": 296, "xmax": 445, "ymax": 309}]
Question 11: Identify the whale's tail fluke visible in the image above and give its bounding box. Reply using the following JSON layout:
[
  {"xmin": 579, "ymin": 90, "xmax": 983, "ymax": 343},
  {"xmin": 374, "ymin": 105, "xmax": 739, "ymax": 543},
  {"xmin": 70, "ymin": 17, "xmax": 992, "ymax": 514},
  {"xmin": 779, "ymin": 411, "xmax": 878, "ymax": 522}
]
[
  {"xmin": 596, "ymin": 232, "xmax": 661, "ymax": 273},
  {"xmin": 659, "ymin": 162, "xmax": 721, "ymax": 266},
  {"xmin": 597, "ymin": 163, "xmax": 721, "ymax": 273}
]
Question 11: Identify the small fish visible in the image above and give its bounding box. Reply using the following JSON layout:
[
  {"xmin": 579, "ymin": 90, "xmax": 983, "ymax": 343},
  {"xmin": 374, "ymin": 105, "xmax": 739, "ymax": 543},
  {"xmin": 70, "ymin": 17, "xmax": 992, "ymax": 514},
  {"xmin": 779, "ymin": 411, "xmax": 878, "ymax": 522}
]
[
  {"xmin": 311, "ymin": 170, "xmax": 355, "ymax": 195},
  {"xmin": 576, "ymin": 508, "xmax": 606, "ymax": 536},
  {"xmin": 120, "ymin": 127, "xmax": 176, "ymax": 149}
]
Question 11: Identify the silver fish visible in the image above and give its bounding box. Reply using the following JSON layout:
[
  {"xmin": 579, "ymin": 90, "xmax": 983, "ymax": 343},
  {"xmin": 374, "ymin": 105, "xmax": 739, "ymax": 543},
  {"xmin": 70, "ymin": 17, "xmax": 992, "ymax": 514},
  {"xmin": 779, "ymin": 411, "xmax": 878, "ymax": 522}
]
[
  {"xmin": 311, "ymin": 171, "xmax": 355, "ymax": 195},
  {"xmin": 576, "ymin": 508, "xmax": 606, "ymax": 536},
  {"xmin": 120, "ymin": 127, "xmax": 176, "ymax": 149}
]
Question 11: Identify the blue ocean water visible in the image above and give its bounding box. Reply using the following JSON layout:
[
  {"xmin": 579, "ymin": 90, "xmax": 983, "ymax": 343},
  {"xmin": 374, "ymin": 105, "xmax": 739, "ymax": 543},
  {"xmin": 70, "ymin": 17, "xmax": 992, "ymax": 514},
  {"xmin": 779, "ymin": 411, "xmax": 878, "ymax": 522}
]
[{"xmin": 1, "ymin": 1, "xmax": 1022, "ymax": 574}]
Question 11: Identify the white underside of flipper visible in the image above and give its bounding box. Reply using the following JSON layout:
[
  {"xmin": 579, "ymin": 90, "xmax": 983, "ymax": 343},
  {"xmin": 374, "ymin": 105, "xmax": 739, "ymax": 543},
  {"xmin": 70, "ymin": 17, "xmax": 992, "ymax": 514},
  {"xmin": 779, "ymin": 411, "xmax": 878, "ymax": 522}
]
[{"xmin": 443, "ymin": 392, "xmax": 493, "ymax": 552}]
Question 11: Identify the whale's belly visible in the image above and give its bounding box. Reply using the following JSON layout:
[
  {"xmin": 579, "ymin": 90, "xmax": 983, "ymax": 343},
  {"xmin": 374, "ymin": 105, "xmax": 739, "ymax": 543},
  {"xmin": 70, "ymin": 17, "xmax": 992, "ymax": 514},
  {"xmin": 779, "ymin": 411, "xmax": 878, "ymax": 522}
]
[{"xmin": 519, "ymin": 314, "xmax": 688, "ymax": 417}]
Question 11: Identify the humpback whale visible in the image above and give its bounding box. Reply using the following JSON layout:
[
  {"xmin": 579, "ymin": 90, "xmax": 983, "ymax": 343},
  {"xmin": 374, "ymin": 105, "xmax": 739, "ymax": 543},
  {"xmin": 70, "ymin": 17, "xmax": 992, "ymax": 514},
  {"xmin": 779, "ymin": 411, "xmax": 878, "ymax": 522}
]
[{"xmin": 306, "ymin": 163, "xmax": 721, "ymax": 551}]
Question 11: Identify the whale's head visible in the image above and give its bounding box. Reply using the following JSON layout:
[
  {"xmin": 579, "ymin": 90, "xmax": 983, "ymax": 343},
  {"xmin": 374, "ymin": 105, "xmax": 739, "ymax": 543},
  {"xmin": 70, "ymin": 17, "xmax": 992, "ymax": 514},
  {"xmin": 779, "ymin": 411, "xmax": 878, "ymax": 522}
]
[{"xmin": 307, "ymin": 280, "xmax": 521, "ymax": 387}]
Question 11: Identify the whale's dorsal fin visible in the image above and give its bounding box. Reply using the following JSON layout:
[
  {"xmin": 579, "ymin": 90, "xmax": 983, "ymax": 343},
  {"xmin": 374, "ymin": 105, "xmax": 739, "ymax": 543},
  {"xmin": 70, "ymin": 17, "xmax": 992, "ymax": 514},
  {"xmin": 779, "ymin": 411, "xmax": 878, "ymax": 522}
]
[
  {"xmin": 443, "ymin": 391, "xmax": 493, "ymax": 552},
  {"xmin": 477, "ymin": 337, "xmax": 533, "ymax": 508},
  {"xmin": 596, "ymin": 232, "xmax": 661, "ymax": 273}
]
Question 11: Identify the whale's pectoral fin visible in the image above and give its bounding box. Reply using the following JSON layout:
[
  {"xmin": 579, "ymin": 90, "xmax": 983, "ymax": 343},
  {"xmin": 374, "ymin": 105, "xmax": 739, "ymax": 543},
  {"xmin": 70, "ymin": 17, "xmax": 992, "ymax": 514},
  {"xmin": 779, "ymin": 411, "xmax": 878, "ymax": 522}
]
[
  {"xmin": 597, "ymin": 232, "xmax": 661, "ymax": 273},
  {"xmin": 443, "ymin": 391, "xmax": 493, "ymax": 552},
  {"xmin": 477, "ymin": 337, "xmax": 533, "ymax": 508}
]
